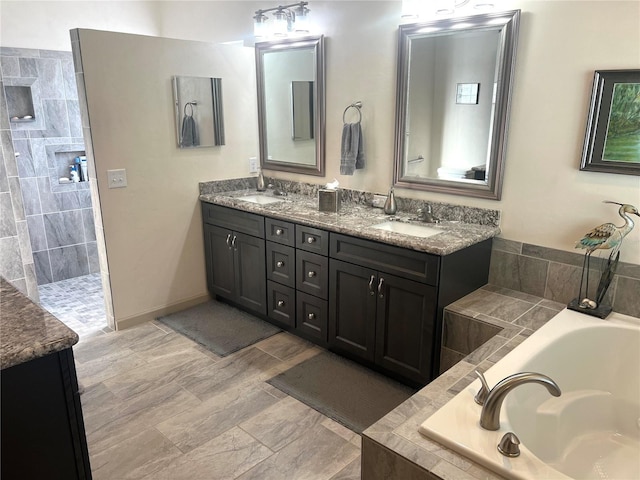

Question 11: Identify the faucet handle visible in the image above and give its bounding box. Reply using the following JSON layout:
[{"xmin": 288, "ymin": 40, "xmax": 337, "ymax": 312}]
[
  {"xmin": 474, "ymin": 370, "xmax": 490, "ymax": 405},
  {"xmin": 498, "ymin": 432, "xmax": 521, "ymax": 457}
]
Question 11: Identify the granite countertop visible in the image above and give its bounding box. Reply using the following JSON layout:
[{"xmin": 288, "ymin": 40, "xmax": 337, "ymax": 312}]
[
  {"xmin": 1, "ymin": 278, "xmax": 79, "ymax": 370},
  {"xmin": 199, "ymin": 189, "xmax": 500, "ymax": 256}
]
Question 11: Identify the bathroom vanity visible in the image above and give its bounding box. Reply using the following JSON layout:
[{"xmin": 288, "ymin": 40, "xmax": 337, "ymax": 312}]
[
  {"xmin": 0, "ymin": 278, "xmax": 92, "ymax": 480},
  {"xmin": 200, "ymin": 185, "xmax": 498, "ymax": 386}
]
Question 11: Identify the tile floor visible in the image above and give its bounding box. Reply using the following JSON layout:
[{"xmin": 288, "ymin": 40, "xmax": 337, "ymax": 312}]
[
  {"xmin": 39, "ymin": 273, "xmax": 111, "ymax": 338},
  {"xmin": 74, "ymin": 320, "xmax": 362, "ymax": 480}
]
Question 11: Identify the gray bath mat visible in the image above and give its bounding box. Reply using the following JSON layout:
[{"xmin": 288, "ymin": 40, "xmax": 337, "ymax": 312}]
[
  {"xmin": 267, "ymin": 351, "xmax": 416, "ymax": 433},
  {"xmin": 157, "ymin": 300, "xmax": 280, "ymax": 357}
]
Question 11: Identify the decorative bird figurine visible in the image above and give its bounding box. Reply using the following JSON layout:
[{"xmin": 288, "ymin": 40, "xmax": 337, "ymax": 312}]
[
  {"xmin": 576, "ymin": 201, "xmax": 639, "ymax": 254},
  {"xmin": 573, "ymin": 201, "xmax": 639, "ymax": 312}
]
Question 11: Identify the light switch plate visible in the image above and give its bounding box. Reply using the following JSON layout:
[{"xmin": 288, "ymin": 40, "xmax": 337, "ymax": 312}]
[
  {"xmin": 107, "ymin": 169, "xmax": 127, "ymax": 188},
  {"xmin": 249, "ymin": 157, "xmax": 258, "ymax": 174}
]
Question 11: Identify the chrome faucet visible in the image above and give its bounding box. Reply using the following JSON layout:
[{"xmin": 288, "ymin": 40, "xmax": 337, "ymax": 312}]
[
  {"xmin": 476, "ymin": 371, "xmax": 561, "ymax": 430},
  {"xmin": 417, "ymin": 205, "xmax": 439, "ymax": 224}
]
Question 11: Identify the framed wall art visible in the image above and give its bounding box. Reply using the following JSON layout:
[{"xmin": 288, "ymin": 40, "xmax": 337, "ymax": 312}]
[{"xmin": 580, "ymin": 69, "xmax": 640, "ymax": 175}]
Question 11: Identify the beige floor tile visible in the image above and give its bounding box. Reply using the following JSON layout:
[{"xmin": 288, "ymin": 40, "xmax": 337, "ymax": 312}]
[
  {"xmin": 90, "ymin": 427, "xmax": 182, "ymax": 480},
  {"xmin": 329, "ymin": 456, "xmax": 361, "ymax": 480},
  {"xmin": 142, "ymin": 427, "xmax": 273, "ymax": 480},
  {"xmin": 85, "ymin": 382, "xmax": 201, "ymax": 452},
  {"xmin": 237, "ymin": 423, "xmax": 360, "ymax": 480},
  {"xmin": 102, "ymin": 346, "xmax": 216, "ymax": 400},
  {"xmin": 177, "ymin": 347, "xmax": 282, "ymax": 401},
  {"xmin": 239, "ymin": 396, "xmax": 325, "ymax": 451},
  {"xmin": 254, "ymin": 331, "xmax": 315, "ymax": 361},
  {"xmin": 75, "ymin": 347, "xmax": 148, "ymax": 387},
  {"xmin": 156, "ymin": 382, "xmax": 281, "ymax": 453}
]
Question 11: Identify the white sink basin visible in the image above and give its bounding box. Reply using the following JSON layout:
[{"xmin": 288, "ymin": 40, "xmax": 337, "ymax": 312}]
[
  {"xmin": 236, "ymin": 195, "xmax": 285, "ymax": 205},
  {"xmin": 371, "ymin": 221, "xmax": 442, "ymax": 238}
]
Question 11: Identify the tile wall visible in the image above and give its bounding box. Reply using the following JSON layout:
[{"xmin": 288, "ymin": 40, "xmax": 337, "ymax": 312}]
[
  {"xmin": 0, "ymin": 47, "xmax": 98, "ymax": 285},
  {"xmin": 489, "ymin": 237, "xmax": 640, "ymax": 318}
]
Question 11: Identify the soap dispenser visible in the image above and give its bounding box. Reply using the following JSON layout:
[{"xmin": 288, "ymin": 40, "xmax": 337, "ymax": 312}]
[
  {"xmin": 383, "ymin": 187, "xmax": 397, "ymax": 215},
  {"xmin": 256, "ymin": 168, "xmax": 266, "ymax": 192}
]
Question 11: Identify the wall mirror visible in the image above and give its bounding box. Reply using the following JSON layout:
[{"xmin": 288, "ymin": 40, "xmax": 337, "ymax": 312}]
[
  {"xmin": 393, "ymin": 10, "xmax": 520, "ymax": 200},
  {"xmin": 256, "ymin": 35, "xmax": 325, "ymax": 176},
  {"xmin": 172, "ymin": 75, "xmax": 225, "ymax": 148}
]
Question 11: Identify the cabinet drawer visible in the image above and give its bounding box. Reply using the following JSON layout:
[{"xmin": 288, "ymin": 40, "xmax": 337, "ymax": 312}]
[
  {"xmin": 201, "ymin": 203, "xmax": 265, "ymax": 238},
  {"xmin": 296, "ymin": 250, "xmax": 328, "ymax": 300},
  {"xmin": 296, "ymin": 225, "xmax": 329, "ymax": 255},
  {"xmin": 296, "ymin": 292, "xmax": 328, "ymax": 346},
  {"xmin": 266, "ymin": 242, "xmax": 295, "ymax": 288},
  {"xmin": 267, "ymin": 281, "xmax": 295, "ymax": 328},
  {"xmin": 265, "ymin": 218, "xmax": 295, "ymax": 246},
  {"xmin": 330, "ymin": 233, "xmax": 440, "ymax": 286}
]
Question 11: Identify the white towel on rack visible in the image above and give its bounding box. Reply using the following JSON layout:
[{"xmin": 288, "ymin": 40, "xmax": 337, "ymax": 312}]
[{"xmin": 340, "ymin": 123, "xmax": 365, "ymax": 175}]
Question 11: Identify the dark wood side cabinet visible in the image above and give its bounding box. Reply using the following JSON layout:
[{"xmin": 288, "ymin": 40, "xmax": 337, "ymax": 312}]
[
  {"xmin": 202, "ymin": 203, "xmax": 267, "ymax": 315},
  {"xmin": 1, "ymin": 347, "xmax": 92, "ymax": 480},
  {"xmin": 329, "ymin": 233, "xmax": 491, "ymax": 387}
]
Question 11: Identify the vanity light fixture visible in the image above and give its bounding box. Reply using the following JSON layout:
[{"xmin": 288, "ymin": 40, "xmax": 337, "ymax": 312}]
[
  {"xmin": 253, "ymin": 2, "xmax": 311, "ymax": 39},
  {"xmin": 401, "ymin": 0, "xmax": 494, "ymax": 20}
]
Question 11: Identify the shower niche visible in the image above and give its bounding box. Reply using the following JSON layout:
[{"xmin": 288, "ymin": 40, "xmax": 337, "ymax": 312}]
[
  {"xmin": 172, "ymin": 75, "xmax": 225, "ymax": 148},
  {"xmin": 6, "ymin": 85, "xmax": 36, "ymax": 123}
]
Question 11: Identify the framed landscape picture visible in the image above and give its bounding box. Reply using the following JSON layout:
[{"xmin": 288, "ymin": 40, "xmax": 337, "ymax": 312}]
[{"xmin": 580, "ymin": 69, "xmax": 640, "ymax": 175}]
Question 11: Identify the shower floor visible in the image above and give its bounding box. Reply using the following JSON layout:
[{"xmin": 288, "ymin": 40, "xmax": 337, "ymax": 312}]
[{"xmin": 38, "ymin": 273, "xmax": 112, "ymax": 338}]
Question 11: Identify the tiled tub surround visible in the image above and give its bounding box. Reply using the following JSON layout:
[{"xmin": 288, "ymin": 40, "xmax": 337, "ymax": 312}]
[
  {"xmin": 1, "ymin": 47, "xmax": 96, "ymax": 286},
  {"xmin": 490, "ymin": 237, "xmax": 640, "ymax": 318},
  {"xmin": 362, "ymin": 286, "xmax": 569, "ymax": 480}
]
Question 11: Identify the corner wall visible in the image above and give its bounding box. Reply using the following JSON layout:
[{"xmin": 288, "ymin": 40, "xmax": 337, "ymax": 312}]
[{"xmin": 75, "ymin": 29, "xmax": 257, "ymax": 327}]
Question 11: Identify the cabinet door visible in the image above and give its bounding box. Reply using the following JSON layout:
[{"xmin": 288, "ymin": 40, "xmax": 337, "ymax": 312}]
[
  {"xmin": 204, "ymin": 224, "xmax": 235, "ymax": 298},
  {"xmin": 375, "ymin": 273, "xmax": 437, "ymax": 385},
  {"xmin": 329, "ymin": 259, "xmax": 377, "ymax": 362},
  {"xmin": 233, "ymin": 231, "xmax": 267, "ymax": 315}
]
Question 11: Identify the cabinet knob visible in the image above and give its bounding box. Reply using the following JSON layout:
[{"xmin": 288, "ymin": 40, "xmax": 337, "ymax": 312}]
[
  {"xmin": 276, "ymin": 261, "xmax": 285, "ymax": 268},
  {"xmin": 275, "ymin": 228, "xmax": 284, "ymax": 236},
  {"xmin": 277, "ymin": 300, "xmax": 285, "ymax": 307},
  {"xmin": 308, "ymin": 313, "xmax": 316, "ymax": 320},
  {"xmin": 306, "ymin": 236, "xmax": 316, "ymax": 244},
  {"xmin": 307, "ymin": 271, "xmax": 317, "ymax": 278}
]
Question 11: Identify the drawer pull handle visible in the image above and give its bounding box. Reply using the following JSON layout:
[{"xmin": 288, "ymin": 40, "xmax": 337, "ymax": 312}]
[
  {"xmin": 275, "ymin": 229, "xmax": 284, "ymax": 236},
  {"xmin": 276, "ymin": 261, "xmax": 285, "ymax": 268},
  {"xmin": 226, "ymin": 233, "xmax": 232, "ymax": 248},
  {"xmin": 378, "ymin": 277, "xmax": 385, "ymax": 298},
  {"xmin": 277, "ymin": 300, "xmax": 285, "ymax": 307},
  {"xmin": 308, "ymin": 313, "xmax": 316, "ymax": 320},
  {"xmin": 368, "ymin": 275, "xmax": 375, "ymax": 296},
  {"xmin": 231, "ymin": 235, "xmax": 237, "ymax": 250},
  {"xmin": 306, "ymin": 236, "xmax": 316, "ymax": 244},
  {"xmin": 307, "ymin": 271, "xmax": 317, "ymax": 278}
]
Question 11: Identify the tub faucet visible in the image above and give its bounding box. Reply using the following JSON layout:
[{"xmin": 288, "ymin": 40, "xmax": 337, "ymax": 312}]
[{"xmin": 478, "ymin": 371, "xmax": 561, "ymax": 430}]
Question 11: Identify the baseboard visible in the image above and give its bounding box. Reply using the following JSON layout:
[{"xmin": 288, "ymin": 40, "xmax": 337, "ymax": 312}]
[{"xmin": 114, "ymin": 293, "xmax": 211, "ymax": 331}]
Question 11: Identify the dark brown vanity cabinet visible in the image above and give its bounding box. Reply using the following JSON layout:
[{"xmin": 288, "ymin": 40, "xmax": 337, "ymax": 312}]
[
  {"xmin": 265, "ymin": 218, "xmax": 296, "ymax": 328},
  {"xmin": 329, "ymin": 233, "xmax": 491, "ymax": 386},
  {"xmin": 202, "ymin": 204, "xmax": 267, "ymax": 315}
]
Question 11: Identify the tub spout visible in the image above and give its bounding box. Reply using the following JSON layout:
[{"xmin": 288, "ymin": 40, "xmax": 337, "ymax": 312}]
[{"xmin": 480, "ymin": 372, "xmax": 561, "ymax": 430}]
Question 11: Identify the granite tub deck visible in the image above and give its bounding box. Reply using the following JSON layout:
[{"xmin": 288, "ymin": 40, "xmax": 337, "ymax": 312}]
[
  {"xmin": 198, "ymin": 189, "xmax": 500, "ymax": 256},
  {"xmin": 361, "ymin": 285, "xmax": 567, "ymax": 480},
  {"xmin": 1, "ymin": 277, "xmax": 79, "ymax": 369}
]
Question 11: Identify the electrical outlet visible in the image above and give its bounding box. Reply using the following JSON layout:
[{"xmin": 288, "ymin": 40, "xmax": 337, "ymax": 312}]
[
  {"xmin": 107, "ymin": 169, "xmax": 127, "ymax": 189},
  {"xmin": 248, "ymin": 157, "xmax": 258, "ymax": 174},
  {"xmin": 372, "ymin": 194, "xmax": 387, "ymax": 208}
]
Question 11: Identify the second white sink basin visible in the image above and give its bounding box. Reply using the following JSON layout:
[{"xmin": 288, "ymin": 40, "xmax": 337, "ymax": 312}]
[
  {"xmin": 236, "ymin": 195, "xmax": 285, "ymax": 205},
  {"xmin": 371, "ymin": 221, "xmax": 442, "ymax": 238}
]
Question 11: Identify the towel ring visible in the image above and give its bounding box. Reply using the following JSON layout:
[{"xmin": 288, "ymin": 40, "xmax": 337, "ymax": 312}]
[
  {"xmin": 184, "ymin": 101, "xmax": 197, "ymax": 117},
  {"xmin": 343, "ymin": 101, "xmax": 362, "ymax": 123}
]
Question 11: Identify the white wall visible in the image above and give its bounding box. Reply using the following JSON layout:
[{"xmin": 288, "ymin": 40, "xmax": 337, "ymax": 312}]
[
  {"xmin": 76, "ymin": 30, "xmax": 257, "ymax": 324},
  {"xmin": 1, "ymin": 0, "xmax": 638, "ymax": 326}
]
